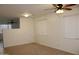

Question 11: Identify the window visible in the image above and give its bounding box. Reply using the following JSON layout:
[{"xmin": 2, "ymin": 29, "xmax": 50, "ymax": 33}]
[
  {"xmin": 0, "ymin": 24, "xmax": 11, "ymax": 30},
  {"xmin": 64, "ymin": 15, "xmax": 79, "ymax": 39},
  {"xmin": 0, "ymin": 24, "xmax": 11, "ymax": 33}
]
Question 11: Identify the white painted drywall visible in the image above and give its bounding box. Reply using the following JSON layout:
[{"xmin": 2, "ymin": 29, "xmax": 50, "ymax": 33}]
[
  {"xmin": 3, "ymin": 11, "xmax": 79, "ymax": 54},
  {"xmin": 35, "ymin": 13, "xmax": 79, "ymax": 54},
  {"xmin": 3, "ymin": 17, "xmax": 34, "ymax": 47}
]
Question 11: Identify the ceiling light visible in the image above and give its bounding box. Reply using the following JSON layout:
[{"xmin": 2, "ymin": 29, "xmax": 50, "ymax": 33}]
[
  {"xmin": 23, "ymin": 13, "xmax": 32, "ymax": 17},
  {"xmin": 56, "ymin": 9, "xmax": 64, "ymax": 13}
]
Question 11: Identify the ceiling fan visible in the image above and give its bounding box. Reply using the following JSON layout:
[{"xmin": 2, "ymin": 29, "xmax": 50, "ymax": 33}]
[{"xmin": 46, "ymin": 4, "xmax": 76, "ymax": 13}]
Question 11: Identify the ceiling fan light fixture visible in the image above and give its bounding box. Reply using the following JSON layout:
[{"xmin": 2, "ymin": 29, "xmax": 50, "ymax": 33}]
[{"xmin": 56, "ymin": 9, "xmax": 64, "ymax": 13}]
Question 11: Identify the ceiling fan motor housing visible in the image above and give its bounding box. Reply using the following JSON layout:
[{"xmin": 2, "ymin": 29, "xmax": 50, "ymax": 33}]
[{"xmin": 57, "ymin": 4, "xmax": 63, "ymax": 10}]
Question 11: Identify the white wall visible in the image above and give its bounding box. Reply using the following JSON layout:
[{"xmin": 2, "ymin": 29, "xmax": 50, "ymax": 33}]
[
  {"xmin": 3, "ymin": 17, "xmax": 34, "ymax": 47},
  {"xmin": 35, "ymin": 13, "xmax": 79, "ymax": 54},
  {"xmin": 3, "ymin": 12, "xmax": 79, "ymax": 54}
]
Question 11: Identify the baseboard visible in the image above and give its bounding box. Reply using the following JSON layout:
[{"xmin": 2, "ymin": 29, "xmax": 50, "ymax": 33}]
[
  {"xmin": 36, "ymin": 42, "xmax": 75, "ymax": 55},
  {"xmin": 4, "ymin": 42, "xmax": 36, "ymax": 49}
]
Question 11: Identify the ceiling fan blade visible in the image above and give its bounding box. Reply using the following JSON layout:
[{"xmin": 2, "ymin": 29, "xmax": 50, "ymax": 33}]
[
  {"xmin": 64, "ymin": 4, "xmax": 76, "ymax": 7},
  {"xmin": 52, "ymin": 4, "xmax": 57, "ymax": 8},
  {"xmin": 63, "ymin": 8, "xmax": 72, "ymax": 10},
  {"xmin": 44, "ymin": 7, "xmax": 56, "ymax": 11}
]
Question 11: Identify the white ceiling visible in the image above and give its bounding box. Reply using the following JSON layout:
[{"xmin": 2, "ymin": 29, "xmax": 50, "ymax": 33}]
[
  {"xmin": 0, "ymin": 4, "xmax": 79, "ymax": 19},
  {"xmin": 0, "ymin": 4, "xmax": 54, "ymax": 18}
]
